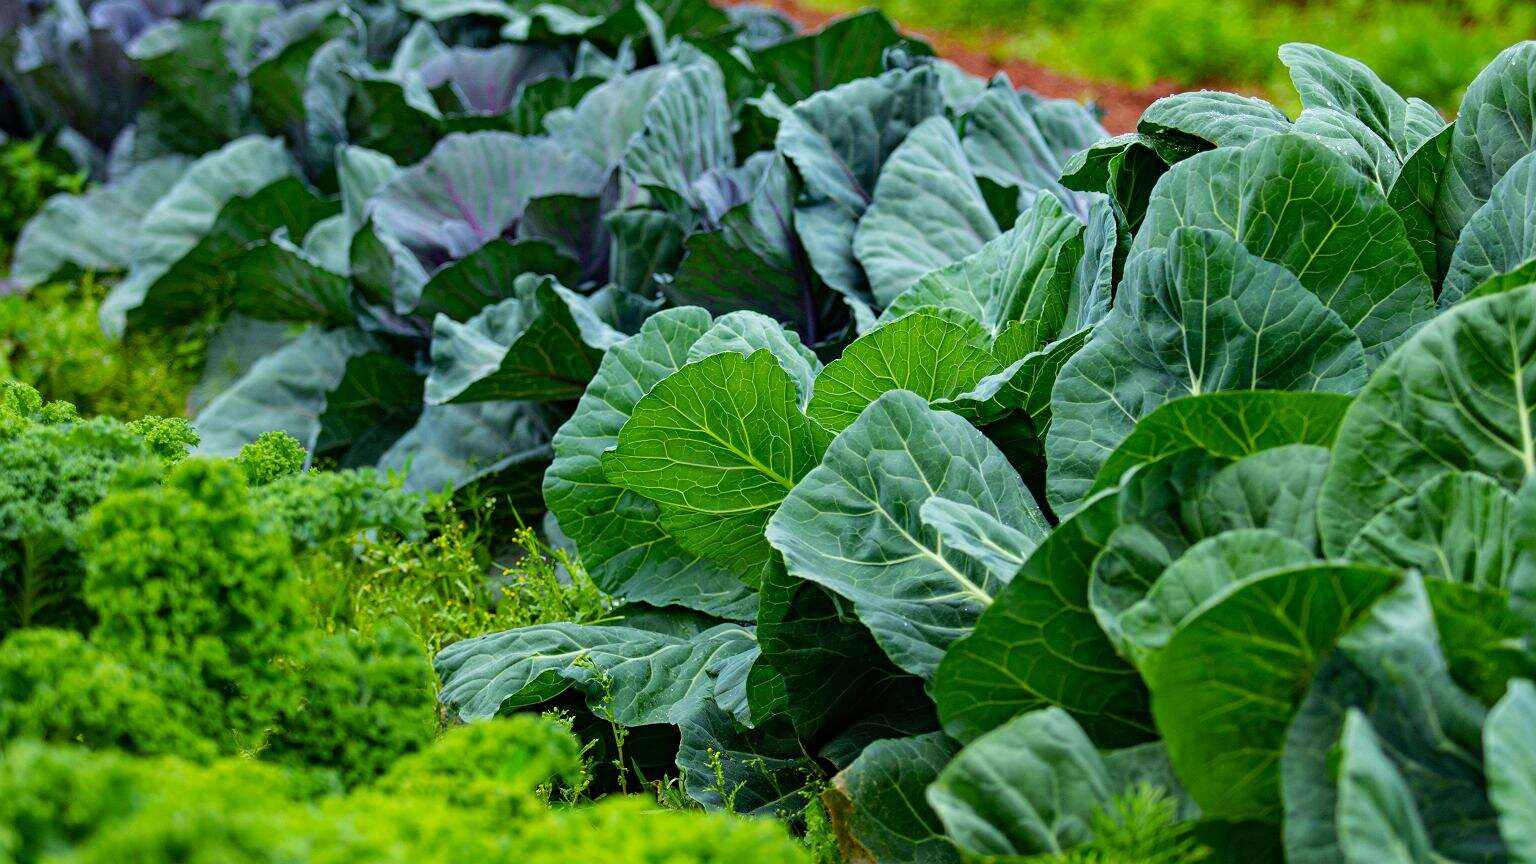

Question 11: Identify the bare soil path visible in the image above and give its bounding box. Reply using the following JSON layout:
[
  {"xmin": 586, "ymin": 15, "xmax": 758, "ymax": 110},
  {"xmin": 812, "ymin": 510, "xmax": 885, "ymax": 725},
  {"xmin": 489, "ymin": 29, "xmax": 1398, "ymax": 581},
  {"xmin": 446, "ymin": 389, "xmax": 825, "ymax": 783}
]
[{"xmin": 725, "ymin": 0, "xmax": 1179, "ymax": 132}]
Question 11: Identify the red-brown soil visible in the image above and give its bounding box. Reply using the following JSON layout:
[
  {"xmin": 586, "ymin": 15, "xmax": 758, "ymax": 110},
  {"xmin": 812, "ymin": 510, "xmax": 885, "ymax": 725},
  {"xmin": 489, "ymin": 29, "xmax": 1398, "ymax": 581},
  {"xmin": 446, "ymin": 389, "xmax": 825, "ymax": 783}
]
[{"xmin": 725, "ymin": 0, "xmax": 1179, "ymax": 132}]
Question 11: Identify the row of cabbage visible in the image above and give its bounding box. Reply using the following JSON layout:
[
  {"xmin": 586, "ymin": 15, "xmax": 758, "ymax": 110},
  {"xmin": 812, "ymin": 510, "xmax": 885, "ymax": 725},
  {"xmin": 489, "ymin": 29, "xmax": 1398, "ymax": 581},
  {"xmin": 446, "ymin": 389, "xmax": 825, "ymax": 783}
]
[
  {"xmin": 436, "ymin": 36, "xmax": 1536, "ymax": 864},
  {"xmin": 9, "ymin": 0, "xmax": 1536, "ymax": 860}
]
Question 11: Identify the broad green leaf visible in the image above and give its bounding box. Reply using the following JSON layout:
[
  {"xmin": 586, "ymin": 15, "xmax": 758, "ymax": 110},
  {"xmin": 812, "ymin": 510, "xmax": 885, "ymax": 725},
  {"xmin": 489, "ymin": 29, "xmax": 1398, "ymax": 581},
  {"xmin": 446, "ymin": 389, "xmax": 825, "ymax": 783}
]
[
  {"xmin": 368, "ymin": 131, "xmax": 605, "ymax": 266},
  {"xmin": 128, "ymin": 18, "xmax": 247, "ymax": 140},
  {"xmin": 960, "ymin": 83, "xmax": 1103, "ymax": 220},
  {"xmin": 854, "ymin": 115, "xmax": 1000, "ymax": 306},
  {"xmin": 541, "ymin": 308, "xmax": 756, "ymax": 619},
  {"xmin": 1388, "ymin": 122, "xmax": 1455, "ymax": 281},
  {"xmin": 824, "ymin": 733, "xmax": 961, "ymax": 864},
  {"xmin": 379, "ymin": 400, "xmax": 556, "ymax": 494},
  {"xmin": 663, "ymin": 155, "xmax": 843, "ymax": 342},
  {"xmin": 1280, "ymin": 43, "xmax": 1444, "ymax": 158},
  {"xmin": 11, "ymin": 156, "xmax": 188, "ymax": 288},
  {"xmin": 927, "ymin": 708, "xmax": 1111, "ymax": 857},
  {"xmin": 229, "ymin": 231, "xmax": 352, "ymax": 326},
  {"xmin": 684, "ymin": 310, "xmax": 822, "ymax": 405},
  {"xmin": 1443, "ymin": 150, "xmax": 1536, "ymax": 307},
  {"xmin": 1048, "ymin": 227, "xmax": 1367, "ymax": 515},
  {"xmin": 100, "ymin": 136, "xmax": 299, "ymax": 336},
  {"xmin": 918, "ymin": 497, "xmax": 1041, "ymax": 586},
  {"xmin": 806, "ymin": 310, "xmax": 997, "ymax": 433},
  {"xmin": 1336, "ymin": 711, "xmax": 1440, "ymax": 864},
  {"xmin": 550, "ymin": 65, "xmax": 677, "ymax": 171},
  {"xmin": 601, "ymin": 350, "xmax": 832, "ymax": 574},
  {"xmin": 1346, "ymin": 472, "xmax": 1516, "ymax": 587},
  {"xmin": 1486, "ymin": 680, "xmax": 1536, "ymax": 864},
  {"xmin": 1318, "ymin": 284, "xmax": 1536, "ymax": 556},
  {"xmin": 1185, "ymin": 444, "xmax": 1332, "ymax": 552},
  {"xmin": 747, "ymin": 9, "xmax": 925, "ymax": 103},
  {"xmin": 1137, "ymin": 91, "xmax": 1292, "ymax": 148},
  {"xmin": 1060, "ymin": 132, "xmax": 1187, "ymax": 232},
  {"xmin": 193, "ymin": 327, "xmax": 383, "ymax": 456},
  {"xmin": 1426, "ymin": 580, "xmax": 1536, "ymax": 706},
  {"xmin": 426, "ymin": 275, "xmax": 621, "ymax": 404},
  {"xmin": 1133, "ymin": 133, "xmax": 1434, "ymax": 362},
  {"xmin": 1089, "ymin": 391, "xmax": 1354, "ymax": 497},
  {"xmin": 622, "ymin": 60, "xmax": 734, "ymax": 210},
  {"xmin": 608, "ymin": 208, "xmax": 686, "ymax": 295},
  {"xmin": 767, "ymin": 390, "xmax": 1042, "ymax": 679},
  {"xmin": 1148, "ymin": 562, "xmax": 1400, "ymax": 821},
  {"xmin": 1434, "ymin": 43, "xmax": 1536, "ymax": 276},
  {"xmin": 675, "ymin": 707, "xmax": 816, "ymax": 817},
  {"xmin": 1119, "ymin": 529, "xmax": 1313, "ymax": 659},
  {"xmin": 412, "ymin": 238, "xmax": 583, "ymax": 321},
  {"xmin": 933, "ymin": 490, "xmax": 1155, "ymax": 747},
  {"xmin": 1281, "ymin": 575, "xmax": 1495, "ymax": 864},
  {"xmin": 774, "ymin": 65, "xmax": 943, "ymax": 303},
  {"xmin": 882, "ymin": 195, "xmax": 1085, "ymax": 337},
  {"xmin": 434, "ymin": 621, "xmax": 756, "ymax": 724},
  {"xmin": 751, "ymin": 560, "xmax": 933, "ymax": 746},
  {"xmin": 1293, "ymin": 107, "xmax": 1403, "ymax": 190}
]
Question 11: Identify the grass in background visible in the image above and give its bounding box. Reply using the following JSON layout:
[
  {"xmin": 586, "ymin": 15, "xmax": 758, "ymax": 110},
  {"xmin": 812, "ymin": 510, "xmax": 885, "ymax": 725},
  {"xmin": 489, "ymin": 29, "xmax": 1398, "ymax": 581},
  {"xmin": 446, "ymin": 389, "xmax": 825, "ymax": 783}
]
[{"xmin": 804, "ymin": 0, "xmax": 1535, "ymax": 113}]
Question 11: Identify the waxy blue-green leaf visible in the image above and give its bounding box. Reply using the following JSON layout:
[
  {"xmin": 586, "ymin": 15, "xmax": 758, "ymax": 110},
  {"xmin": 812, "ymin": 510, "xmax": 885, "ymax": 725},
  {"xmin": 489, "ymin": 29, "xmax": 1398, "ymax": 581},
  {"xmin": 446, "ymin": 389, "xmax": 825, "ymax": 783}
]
[
  {"xmin": 621, "ymin": 59, "xmax": 734, "ymax": 211},
  {"xmin": 1137, "ymin": 90, "xmax": 1292, "ymax": 148},
  {"xmin": 228, "ymin": 229, "xmax": 352, "ymax": 326},
  {"xmin": 1336, "ymin": 711, "xmax": 1441, "ymax": 864},
  {"xmin": 379, "ymin": 400, "xmax": 556, "ymax": 494},
  {"xmin": 1389, "ymin": 123, "xmax": 1455, "ymax": 283},
  {"xmin": 1089, "ymin": 391, "xmax": 1354, "ymax": 497},
  {"xmin": 960, "ymin": 82, "xmax": 1104, "ymax": 220},
  {"xmin": 99, "ymin": 136, "xmax": 300, "ymax": 336},
  {"xmin": 1434, "ymin": 42, "xmax": 1536, "ymax": 276},
  {"xmin": 193, "ymin": 327, "xmax": 386, "ymax": 456},
  {"xmin": 1486, "ymin": 680, "xmax": 1536, "ymax": 864},
  {"xmin": 675, "ymin": 707, "xmax": 817, "ymax": 817},
  {"xmin": 367, "ymin": 131, "xmax": 605, "ymax": 267},
  {"xmin": 882, "ymin": 194, "xmax": 1086, "ymax": 338},
  {"xmin": 750, "ymin": 560, "xmax": 933, "ymax": 747},
  {"xmin": 1281, "ymin": 575, "xmax": 1496, "ymax": 864},
  {"xmin": 854, "ymin": 115, "xmax": 1000, "ymax": 306},
  {"xmin": 1345, "ymin": 472, "xmax": 1517, "ymax": 587},
  {"xmin": 684, "ymin": 310, "xmax": 822, "ymax": 405},
  {"xmin": 411, "ymin": 238, "xmax": 583, "ymax": 321},
  {"xmin": 434, "ymin": 620, "xmax": 757, "ymax": 724},
  {"xmin": 1147, "ymin": 562, "xmax": 1400, "ymax": 821},
  {"xmin": 548, "ymin": 64, "xmax": 678, "ymax": 171},
  {"xmin": 824, "ymin": 732, "xmax": 961, "ymax": 864},
  {"xmin": 1048, "ymin": 227, "xmax": 1367, "ymax": 515},
  {"xmin": 1293, "ymin": 107, "xmax": 1404, "ymax": 190},
  {"xmin": 541, "ymin": 308, "xmax": 756, "ymax": 619},
  {"xmin": 1443, "ymin": 150, "xmax": 1536, "ymax": 308},
  {"xmin": 918, "ymin": 497, "xmax": 1041, "ymax": 587},
  {"xmin": 774, "ymin": 65, "xmax": 944, "ymax": 304},
  {"xmin": 1119, "ymin": 529, "xmax": 1313, "ymax": 661},
  {"xmin": 1133, "ymin": 133, "xmax": 1434, "ymax": 362},
  {"xmin": 767, "ymin": 390, "xmax": 1043, "ymax": 679},
  {"xmin": 927, "ymin": 708, "xmax": 1111, "ymax": 858},
  {"xmin": 602, "ymin": 349, "xmax": 832, "ymax": 575},
  {"xmin": 426, "ymin": 274, "xmax": 622, "ymax": 404},
  {"xmin": 11, "ymin": 156, "xmax": 188, "ymax": 289},
  {"xmin": 1280, "ymin": 43, "xmax": 1446, "ymax": 159},
  {"xmin": 934, "ymin": 488, "xmax": 1153, "ymax": 746},
  {"xmin": 747, "ymin": 9, "xmax": 926, "ymax": 103},
  {"xmin": 1185, "ymin": 444, "xmax": 1333, "ymax": 553},
  {"xmin": 806, "ymin": 310, "xmax": 997, "ymax": 433},
  {"xmin": 1319, "ymin": 284, "xmax": 1536, "ymax": 556}
]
